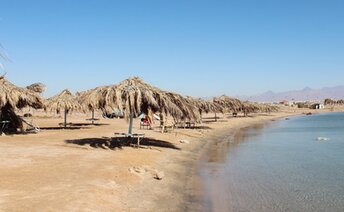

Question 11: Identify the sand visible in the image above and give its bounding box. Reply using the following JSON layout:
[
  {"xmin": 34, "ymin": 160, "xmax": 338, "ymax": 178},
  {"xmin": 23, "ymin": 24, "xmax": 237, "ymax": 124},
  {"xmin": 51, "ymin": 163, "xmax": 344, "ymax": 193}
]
[{"xmin": 0, "ymin": 107, "xmax": 343, "ymax": 211}]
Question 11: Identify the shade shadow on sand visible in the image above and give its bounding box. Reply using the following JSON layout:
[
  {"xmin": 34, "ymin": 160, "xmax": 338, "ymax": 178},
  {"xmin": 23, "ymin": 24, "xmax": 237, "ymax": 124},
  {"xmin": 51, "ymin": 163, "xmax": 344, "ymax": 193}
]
[
  {"xmin": 68, "ymin": 123, "xmax": 109, "ymax": 127},
  {"xmin": 176, "ymin": 126, "xmax": 213, "ymax": 130},
  {"xmin": 202, "ymin": 119, "xmax": 228, "ymax": 123},
  {"xmin": 65, "ymin": 136, "xmax": 181, "ymax": 150},
  {"xmin": 40, "ymin": 126, "xmax": 89, "ymax": 130}
]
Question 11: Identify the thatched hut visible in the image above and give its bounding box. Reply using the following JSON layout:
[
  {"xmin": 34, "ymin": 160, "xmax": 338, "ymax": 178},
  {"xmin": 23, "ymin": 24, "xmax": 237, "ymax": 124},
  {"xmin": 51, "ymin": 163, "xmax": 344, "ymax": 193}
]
[
  {"xmin": 0, "ymin": 77, "xmax": 44, "ymax": 133},
  {"xmin": 45, "ymin": 89, "xmax": 83, "ymax": 127}
]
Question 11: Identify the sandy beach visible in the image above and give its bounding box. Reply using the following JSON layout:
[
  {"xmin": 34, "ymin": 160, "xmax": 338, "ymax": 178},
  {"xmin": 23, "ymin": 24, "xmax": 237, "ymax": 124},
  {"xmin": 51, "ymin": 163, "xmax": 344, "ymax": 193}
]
[{"xmin": 0, "ymin": 107, "xmax": 343, "ymax": 211}]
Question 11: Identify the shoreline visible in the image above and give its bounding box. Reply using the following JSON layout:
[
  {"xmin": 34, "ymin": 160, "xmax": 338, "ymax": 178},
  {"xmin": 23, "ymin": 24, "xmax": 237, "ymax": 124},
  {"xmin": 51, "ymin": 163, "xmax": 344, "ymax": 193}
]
[
  {"xmin": 148, "ymin": 111, "xmax": 304, "ymax": 211},
  {"xmin": 162, "ymin": 109, "xmax": 341, "ymax": 211}
]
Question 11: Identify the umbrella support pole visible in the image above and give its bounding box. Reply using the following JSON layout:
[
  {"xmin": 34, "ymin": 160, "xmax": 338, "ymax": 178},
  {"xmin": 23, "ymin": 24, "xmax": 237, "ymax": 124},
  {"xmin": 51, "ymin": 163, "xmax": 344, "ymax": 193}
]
[
  {"xmin": 64, "ymin": 109, "xmax": 67, "ymax": 128},
  {"xmin": 92, "ymin": 110, "xmax": 95, "ymax": 125},
  {"xmin": 128, "ymin": 113, "xmax": 133, "ymax": 135}
]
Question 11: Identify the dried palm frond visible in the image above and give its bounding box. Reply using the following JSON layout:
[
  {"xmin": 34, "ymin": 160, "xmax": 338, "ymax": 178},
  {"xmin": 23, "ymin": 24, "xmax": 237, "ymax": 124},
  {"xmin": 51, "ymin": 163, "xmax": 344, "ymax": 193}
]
[
  {"xmin": 26, "ymin": 83, "xmax": 46, "ymax": 94},
  {"xmin": 0, "ymin": 77, "xmax": 44, "ymax": 109}
]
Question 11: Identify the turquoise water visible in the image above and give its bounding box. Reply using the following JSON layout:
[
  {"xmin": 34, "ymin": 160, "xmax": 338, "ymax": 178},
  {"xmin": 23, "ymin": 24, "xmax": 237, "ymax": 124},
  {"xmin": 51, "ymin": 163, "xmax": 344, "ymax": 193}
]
[{"xmin": 200, "ymin": 113, "xmax": 344, "ymax": 212}]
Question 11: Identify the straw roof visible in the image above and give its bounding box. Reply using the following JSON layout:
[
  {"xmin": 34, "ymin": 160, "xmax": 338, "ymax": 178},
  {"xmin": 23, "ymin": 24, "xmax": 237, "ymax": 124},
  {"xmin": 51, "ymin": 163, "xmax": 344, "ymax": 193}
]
[
  {"xmin": 114, "ymin": 77, "xmax": 200, "ymax": 121},
  {"xmin": 258, "ymin": 103, "xmax": 279, "ymax": 113},
  {"xmin": 0, "ymin": 77, "xmax": 44, "ymax": 109},
  {"xmin": 45, "ymin": 89, "xmax": 83, "ymax": 114},
  {"xmin": 26, "ymin": 83, "xmax": 46, "ymax": 94},
  {"xmin": 77, "ymin": 86, "xmax": 113, "ymax": 111},
  {"xmin": 213, "ymin": 95, "xmax": 243, "ymax": 112},
  {"xmin": 187, "ymin": 96, "xmax": 224, "ymax": 114},
  {"xmin": 79, "ymin": 77, "xmax": 201, "ymax": 122}
]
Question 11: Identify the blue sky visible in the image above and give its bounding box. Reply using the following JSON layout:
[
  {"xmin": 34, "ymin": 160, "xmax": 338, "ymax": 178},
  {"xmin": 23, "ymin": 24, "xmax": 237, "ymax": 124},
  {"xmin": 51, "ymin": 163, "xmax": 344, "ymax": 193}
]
[{"xmin": 1, "ymin": 0, "xmax": 344, "ymax": 97}]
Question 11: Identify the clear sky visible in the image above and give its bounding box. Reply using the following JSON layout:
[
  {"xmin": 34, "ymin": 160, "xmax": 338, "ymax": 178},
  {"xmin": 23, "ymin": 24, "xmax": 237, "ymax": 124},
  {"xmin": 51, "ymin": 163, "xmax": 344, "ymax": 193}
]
[{"xmin": 1, "ymin": 0, "xmax": 344, "ymax": 97}]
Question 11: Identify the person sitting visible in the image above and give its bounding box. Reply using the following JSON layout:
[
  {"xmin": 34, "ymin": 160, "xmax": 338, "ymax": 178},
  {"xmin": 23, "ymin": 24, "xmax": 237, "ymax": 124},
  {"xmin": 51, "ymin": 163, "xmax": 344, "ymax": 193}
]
[{"xmin": 140, "ymin": 115, "xmax": 152, "ymax": 129}]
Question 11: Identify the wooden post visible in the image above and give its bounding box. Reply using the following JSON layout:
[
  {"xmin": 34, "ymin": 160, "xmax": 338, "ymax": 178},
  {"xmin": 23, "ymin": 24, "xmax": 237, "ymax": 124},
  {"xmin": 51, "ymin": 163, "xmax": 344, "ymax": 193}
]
[
  {"xmin": 128, "ymin": 112, "xmax": 133, "ymax": 135},
  {"xmin": 92, "ymin": 110, "xmax": 95, "ymax": 125},
  {"xmin": 64, "ymin": 107, "xmax": 67, "ymax": 128},
  {"xmin": 215, "ymin": 112, "xmax": 217, "ymax": 122}
]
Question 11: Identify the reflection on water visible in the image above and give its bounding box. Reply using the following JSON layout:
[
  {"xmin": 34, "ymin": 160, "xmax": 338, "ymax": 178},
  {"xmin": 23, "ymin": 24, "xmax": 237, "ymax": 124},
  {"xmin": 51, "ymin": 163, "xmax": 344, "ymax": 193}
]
[{"xmin": 200, "ymin": 113, "xmax": 344, "ymax": 212}]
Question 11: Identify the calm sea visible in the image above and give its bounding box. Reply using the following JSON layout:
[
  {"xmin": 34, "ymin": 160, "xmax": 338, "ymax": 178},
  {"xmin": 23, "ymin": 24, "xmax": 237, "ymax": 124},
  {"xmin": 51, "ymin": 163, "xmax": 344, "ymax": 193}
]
[{"xmin": 200, "ymin": 112, "xmax": 344, "ymax": 212}]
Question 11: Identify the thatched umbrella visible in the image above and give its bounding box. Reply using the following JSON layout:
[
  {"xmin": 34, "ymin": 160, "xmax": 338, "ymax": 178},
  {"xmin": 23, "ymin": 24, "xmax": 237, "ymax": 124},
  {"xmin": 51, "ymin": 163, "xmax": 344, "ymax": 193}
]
[
  {"xmin": 0, "ymin": 77, "xmax": 44, "ymax": 133},
  {"xmin": 213, "ymin": 95, "xmax": 243, "ymax": 113},
  {"xmin": 45, "ymin": 89, "xmax": 83, "ymax": 127},
  {"xmin": 257, "ymin": 103, "xmax": 279, "ymax": 113},
  {"xmin": 81, "ymin": 77, "xmax": 200, "ymax": 134},
  {"xmin": 112, "ymin": 77, "xmax": 200, "ymax": 134},
  {"xmin": 187, "ymin": 96, "xmax": 224, "ymax": 122},
  {"xmin": 77, "ymin": 85, "xmax": 116, "ymax": 124}
]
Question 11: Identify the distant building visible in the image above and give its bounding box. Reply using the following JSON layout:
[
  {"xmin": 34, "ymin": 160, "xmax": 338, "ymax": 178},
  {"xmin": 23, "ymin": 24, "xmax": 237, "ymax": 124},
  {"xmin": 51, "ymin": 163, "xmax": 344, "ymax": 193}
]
[
  {"xmin": 279, "ymin": 100, "xmax": 289, "ymax": 106},
  {"xmin": 311, "ymin": 103, "xmax": 325, "ymax": 109}
]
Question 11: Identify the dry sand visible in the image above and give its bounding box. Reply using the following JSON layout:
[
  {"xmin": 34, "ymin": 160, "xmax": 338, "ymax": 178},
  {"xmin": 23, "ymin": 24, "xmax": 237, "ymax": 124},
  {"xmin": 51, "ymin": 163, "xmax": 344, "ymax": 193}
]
[{"xmin": 0, "ymin": 107, "xmax": 342, "ymax": 211}]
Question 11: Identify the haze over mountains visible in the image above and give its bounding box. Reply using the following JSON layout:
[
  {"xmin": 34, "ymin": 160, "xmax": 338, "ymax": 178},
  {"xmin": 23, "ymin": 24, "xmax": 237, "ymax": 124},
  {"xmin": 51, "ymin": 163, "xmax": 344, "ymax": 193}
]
[{"xmin": 237, "ymin": 86, "xmax": 344, "ymax": 102}]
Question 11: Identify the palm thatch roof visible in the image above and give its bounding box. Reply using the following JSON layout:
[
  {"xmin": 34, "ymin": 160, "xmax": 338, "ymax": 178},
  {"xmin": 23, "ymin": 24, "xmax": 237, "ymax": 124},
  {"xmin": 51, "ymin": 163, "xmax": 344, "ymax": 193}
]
[
  {"xmin": 213, "ymin": 95, "xmax": 243, "ymax": 113},
  {"xmin": 0, "ymin": 77, "xmax": 44, "ymax": 133},
  {"xmin": 79, "ymin": 77, "xmax": 201, "ymax": 122},
  {"xmin": 45, "ymin": 89, "xmax": 83, "ymax": 114},
  {"xmin": 0, "ymin": 77, "xmax": 44, "ymax": 109},
  {"xmin": 113, "ymin": 77, "xmax": 200, "ymax": 122},
  {"xmin": 77, "ymin": 85, "xmax": 122, "ymax": 114},
  {"xmin": 257, "ymin": 103, "xmax": 279, "ymax": 113},
  {"xmin": 186, "ymin": 96, "xmax": 224, "ymax": 114},
  {"xmin": 26, "ymin": 83, "xmax": 46, "ymax": 94}
]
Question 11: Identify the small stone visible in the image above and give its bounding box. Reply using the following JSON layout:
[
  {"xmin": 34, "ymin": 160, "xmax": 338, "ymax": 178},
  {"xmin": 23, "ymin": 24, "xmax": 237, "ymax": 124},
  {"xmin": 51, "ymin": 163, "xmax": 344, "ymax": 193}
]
[
  {"xmin": 154, "ymin": 171, "xmax": 164, "ymax": 180},
  {"xmin": 180, "ymin": 139, "xmax": 190, "ymax": 144}
]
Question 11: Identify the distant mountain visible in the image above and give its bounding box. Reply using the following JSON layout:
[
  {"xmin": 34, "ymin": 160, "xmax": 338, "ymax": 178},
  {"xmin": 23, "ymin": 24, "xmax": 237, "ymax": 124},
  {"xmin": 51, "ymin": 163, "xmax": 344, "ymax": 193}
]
[{"xmin": 237, "ymin": 86, "xmax": 344, "ymax": 102}]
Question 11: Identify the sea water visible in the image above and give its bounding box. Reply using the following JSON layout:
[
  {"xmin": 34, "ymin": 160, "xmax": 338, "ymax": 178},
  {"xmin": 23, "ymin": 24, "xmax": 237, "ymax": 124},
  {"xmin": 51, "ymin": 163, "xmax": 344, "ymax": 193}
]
[{"xmin": 200, "ymin": 112, "xmax": 344, "ymax": 212}]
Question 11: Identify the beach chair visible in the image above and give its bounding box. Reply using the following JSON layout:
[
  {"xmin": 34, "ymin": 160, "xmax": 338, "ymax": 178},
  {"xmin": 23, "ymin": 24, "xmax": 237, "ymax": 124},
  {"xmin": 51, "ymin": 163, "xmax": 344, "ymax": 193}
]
[
  {"xmin": 20, "ymin": 117, "xmax": 40, "ymax": 133},
  {"xmin": 140, "ymin": 120, "xmax": 151, "ymax": 129}
]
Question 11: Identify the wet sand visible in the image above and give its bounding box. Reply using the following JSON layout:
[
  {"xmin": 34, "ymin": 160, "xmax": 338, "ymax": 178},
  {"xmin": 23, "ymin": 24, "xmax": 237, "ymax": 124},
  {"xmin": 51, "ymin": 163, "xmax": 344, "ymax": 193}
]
[{"xmin": 0, "ymin": 107, "xmax": 342, "ymax": 211}]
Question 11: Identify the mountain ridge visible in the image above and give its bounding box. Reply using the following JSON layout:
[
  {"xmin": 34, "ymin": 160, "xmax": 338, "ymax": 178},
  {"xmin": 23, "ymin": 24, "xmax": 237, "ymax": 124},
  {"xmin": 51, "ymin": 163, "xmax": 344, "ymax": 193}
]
[{"xmin": 237, "ymin": 85, "xmax": 344, "ymax": 102}]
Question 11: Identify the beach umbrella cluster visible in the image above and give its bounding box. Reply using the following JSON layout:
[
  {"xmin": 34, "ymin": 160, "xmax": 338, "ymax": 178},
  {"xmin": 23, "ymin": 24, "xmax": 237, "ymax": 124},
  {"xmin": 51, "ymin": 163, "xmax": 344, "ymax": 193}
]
[
  {"xmin": 0, "ymin": 75, "xmax": 280, "ymax": 134},
  {"xmin": 0, "ymin": 76, "xmax": 44, "ymax": 132}
]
